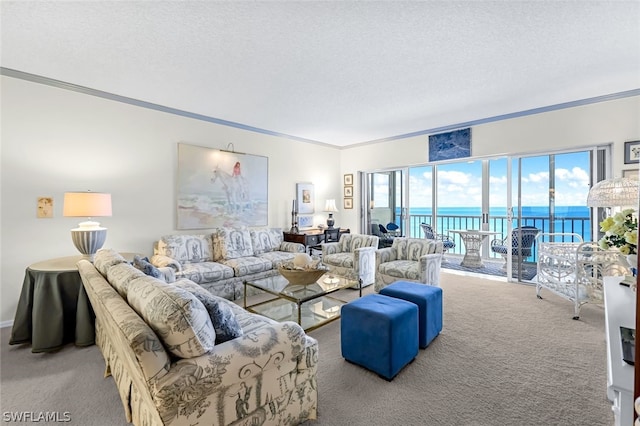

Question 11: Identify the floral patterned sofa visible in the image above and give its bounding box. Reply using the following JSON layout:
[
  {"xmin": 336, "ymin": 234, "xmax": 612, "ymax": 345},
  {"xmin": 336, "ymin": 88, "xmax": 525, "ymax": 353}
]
[
  {"xmin": 374, "ymin": 238, "xmax": 443, "ymax": 292},
  {"xmin": 151, "ymin": 227, "xmax": 305, "ymax": 300},
  {"xmin": 321, "ymin": 233, "xmax": 379, "ymax": 287},
  {"xmin": 78, "ymin": 249, "xmax": 318, "ymax": 426}
]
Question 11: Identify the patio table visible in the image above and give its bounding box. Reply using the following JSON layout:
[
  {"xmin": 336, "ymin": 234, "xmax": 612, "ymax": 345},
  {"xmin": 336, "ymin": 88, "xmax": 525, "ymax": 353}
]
[{"xmin": 450, "ymin": 230, "xmax": 500, "ymax": 268}]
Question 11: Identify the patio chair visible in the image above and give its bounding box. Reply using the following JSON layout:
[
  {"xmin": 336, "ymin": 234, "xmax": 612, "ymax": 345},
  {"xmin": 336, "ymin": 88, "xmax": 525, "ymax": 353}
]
[
  {"xmin": 490, "ymin": 226, "xmax": 541, "ymax": 269},
  {"xmin": 420, "ymin": 223, "xmax": 455, "ymax": 253},
  {"xmin": 371, "ymin": 223, "xmax": 394, "ymax": 248}
]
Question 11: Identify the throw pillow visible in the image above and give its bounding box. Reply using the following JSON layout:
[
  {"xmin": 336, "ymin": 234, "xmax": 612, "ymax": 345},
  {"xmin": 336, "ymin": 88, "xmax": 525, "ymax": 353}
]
[
  {"xmin": 174, "ymin": 279, "xmax": 243, "ymax": 344},
  {"xmin": 127, "ymin": 278, "xmax": 215, "ymax": 358},
  {"xmin": 133, "ymin": 255, "xmax": 163, "ymax": 279}
]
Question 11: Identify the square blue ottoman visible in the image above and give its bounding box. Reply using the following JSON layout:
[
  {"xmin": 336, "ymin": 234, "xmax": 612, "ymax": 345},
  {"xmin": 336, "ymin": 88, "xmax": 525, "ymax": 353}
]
[
  {"xmin": 341, "ymin": 294, "xmax": 418, "ymax": 380},
  {"xmin": 379, "ymin": 281, "xmax": 442, "ymax": 349}
]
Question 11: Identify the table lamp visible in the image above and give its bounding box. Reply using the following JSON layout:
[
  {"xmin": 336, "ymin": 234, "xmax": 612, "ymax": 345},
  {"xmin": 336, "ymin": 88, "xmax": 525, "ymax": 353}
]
[
  {"xmin": 63, "ymin": 191, "xmax": 112, "ymax": 261},
  {"xmin": 324, "ymin": 199, "xmax": 338, "ymax": 229},
  {"xmin": 586, "ymin": 177, "xmax": 639, "ymax": 208}
]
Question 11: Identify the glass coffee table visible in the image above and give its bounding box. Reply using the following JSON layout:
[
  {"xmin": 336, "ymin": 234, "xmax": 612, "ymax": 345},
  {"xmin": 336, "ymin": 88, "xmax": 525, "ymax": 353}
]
[{"xmin": 244, "ymin": 273, "xmax": 361, "ymax": 331}]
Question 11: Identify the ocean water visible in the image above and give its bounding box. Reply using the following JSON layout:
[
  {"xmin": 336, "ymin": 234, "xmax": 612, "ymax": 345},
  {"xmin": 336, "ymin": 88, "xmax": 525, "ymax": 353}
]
[{"xmin": 400, "ymin": 205, "xmax": 592, "ymax": 241}]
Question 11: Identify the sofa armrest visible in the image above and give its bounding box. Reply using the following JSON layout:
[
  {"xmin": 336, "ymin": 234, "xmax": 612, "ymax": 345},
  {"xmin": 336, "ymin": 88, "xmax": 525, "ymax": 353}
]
[
  {"xmin": 419, "ymin": 253, "xmax": 442, "ymax": 286},
  {"xmin": 279, "ymin": 241, "xmax": 306, "ymax": 253},
  {"xmin": 150, "ymin": 254, "xmax": 182, "ymax": 272},
  {"xmin": 322, "ymin": 242, "xmax": 342, "ymax": 256},
  {"xmin": 375, "ymin": 247, "xmax": 397, "ymax": 267},
  {"xmin": 150, "ymin": 321, "xmax": 309, "ymax": 402}
]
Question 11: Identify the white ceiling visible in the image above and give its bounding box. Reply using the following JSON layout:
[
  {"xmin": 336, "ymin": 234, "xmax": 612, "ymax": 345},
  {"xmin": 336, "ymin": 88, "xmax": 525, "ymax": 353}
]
[{"xmin": 1, "ymin": 1, "xmax": 639, "ymax": 147}]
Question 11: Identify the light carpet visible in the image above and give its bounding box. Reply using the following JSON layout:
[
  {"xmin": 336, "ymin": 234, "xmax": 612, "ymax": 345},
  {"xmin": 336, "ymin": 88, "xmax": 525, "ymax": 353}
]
[{"xmin": 0, "ymin": 272, "xmax": 612, "ymax": 425}]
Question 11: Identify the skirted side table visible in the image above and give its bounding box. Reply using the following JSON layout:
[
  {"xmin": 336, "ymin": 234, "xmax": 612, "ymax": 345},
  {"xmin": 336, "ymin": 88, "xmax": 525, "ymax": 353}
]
[{"xmin": 9, "ymin": 253, "xmax": 137, "ymax": 353}]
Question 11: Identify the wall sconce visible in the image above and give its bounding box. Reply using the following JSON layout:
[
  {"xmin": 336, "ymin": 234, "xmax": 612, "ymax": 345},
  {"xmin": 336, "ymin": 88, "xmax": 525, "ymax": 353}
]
[{"xmin": 63, "ymin": 191, "xmax": 112, "ymax": 261}]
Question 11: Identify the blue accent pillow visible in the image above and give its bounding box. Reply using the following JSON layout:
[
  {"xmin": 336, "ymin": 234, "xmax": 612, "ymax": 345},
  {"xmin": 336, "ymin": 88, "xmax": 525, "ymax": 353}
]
[
  {"xmin": 174, "ymin": 280, "xmax": 243, "ymax": 344},
  {"xmin": 133, "ymin": 255, "xmax": 163, "ymax": 279}
]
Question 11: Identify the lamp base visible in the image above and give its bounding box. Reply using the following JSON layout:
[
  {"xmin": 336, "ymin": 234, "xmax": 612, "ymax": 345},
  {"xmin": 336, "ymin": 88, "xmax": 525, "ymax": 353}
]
[
  {"xmin": 70, "ymin": 227, "xmax": 107, "ymax": 262},
  {"xmin": 326, "ymin": 214, "xmax": 335, "ymax": 230}
]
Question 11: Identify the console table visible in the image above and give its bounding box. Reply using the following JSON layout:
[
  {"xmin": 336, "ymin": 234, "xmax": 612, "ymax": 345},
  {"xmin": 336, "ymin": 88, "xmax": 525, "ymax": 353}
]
[
  {"xmin": 10, "ymin": 253, "xmax": 137, "ymax": 353},
  {"xmin": 283, "ymin": 228, "xmax": 350, "ymax": 254},
  {"xmin": 603, "ymin": 276, "xmax": 635, "ymax": 426}
]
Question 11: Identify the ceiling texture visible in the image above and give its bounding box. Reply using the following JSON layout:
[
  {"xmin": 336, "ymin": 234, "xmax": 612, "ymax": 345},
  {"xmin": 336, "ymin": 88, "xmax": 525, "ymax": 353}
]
[{"xmin": 1, "ymin": 1, "xmax": 639, "ymax": 147}]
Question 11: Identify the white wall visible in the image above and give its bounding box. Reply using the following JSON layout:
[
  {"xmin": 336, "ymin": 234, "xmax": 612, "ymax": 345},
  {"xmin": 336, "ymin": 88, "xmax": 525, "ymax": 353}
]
[
  {"xmin": 2, "ymin": 74, "xmax": 638, "ymax": 324},
  {"xmin": 339, "ymin": 96, "xmax": 640, "ymax": 227},
  {"xmin": 0, "ymin": 76, "xmax": 343, "ymax": 323}
]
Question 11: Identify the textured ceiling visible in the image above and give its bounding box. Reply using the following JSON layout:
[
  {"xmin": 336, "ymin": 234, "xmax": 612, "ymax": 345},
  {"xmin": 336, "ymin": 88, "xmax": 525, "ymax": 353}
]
[{"xmin": 1, "ymin": 1, "xmax": 639, "ymax": 147}]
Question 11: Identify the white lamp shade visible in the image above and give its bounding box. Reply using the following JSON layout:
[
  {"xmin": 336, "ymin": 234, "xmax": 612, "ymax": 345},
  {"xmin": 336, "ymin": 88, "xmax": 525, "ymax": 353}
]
[
  {"xmin": 63, "ymin": 192, "xmax": 112, "ymax": 217},
  {"xmin": 324, "ymin": 199, "xmax": 338, "ymax": 212},
  {"xmin": 586, "ymin": 178, "xmax": 639, "ymax": 208}
]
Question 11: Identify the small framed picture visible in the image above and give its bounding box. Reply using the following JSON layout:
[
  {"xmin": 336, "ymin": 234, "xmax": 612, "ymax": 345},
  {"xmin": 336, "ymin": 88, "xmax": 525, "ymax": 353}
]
[
  {"xmin": 623, "ymin": 168, "xmax": 639, "ymax": 180},
  {"xmin": 344, "ymin": 198, "xmax": 353, "ymax": 209},
  {"xmin": 298, "ymin": 215, "xmax": 313, "ymax": 228},
  {"xmin": 624, "ymin": 140, "xmax": 640, "ymax": 164},
  {"xmin": 344, "ymin": 174, "xmax": 353, "ymax": 185},
  {"xmin": 344, "ymin": 186, "xmax": 353, "ymax": 197}
]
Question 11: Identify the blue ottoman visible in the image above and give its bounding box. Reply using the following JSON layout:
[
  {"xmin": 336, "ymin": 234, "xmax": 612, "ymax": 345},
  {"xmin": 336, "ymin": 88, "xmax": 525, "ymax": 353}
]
[
  {"xmin": 380, "ymin": 281, "xmax": 442, "ymax": 348},
  {"xmin": 341, "ymin": 294, "xmax": 418, "ymax": 380}
]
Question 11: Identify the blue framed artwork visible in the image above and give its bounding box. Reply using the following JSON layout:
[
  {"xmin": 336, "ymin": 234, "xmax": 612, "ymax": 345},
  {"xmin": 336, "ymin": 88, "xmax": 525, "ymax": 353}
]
[{"xmin": 428, "ymin": 128, "xmax": 471, "ymax": 162}]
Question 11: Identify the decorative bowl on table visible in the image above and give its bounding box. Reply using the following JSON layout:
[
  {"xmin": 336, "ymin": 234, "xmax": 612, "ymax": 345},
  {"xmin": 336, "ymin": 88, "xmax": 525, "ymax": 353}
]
[
  {"xmin": 277, "ymin": 266, "xmax": 327, "ymax": 285},
  {"xmin": 278, "ymin": 253, "xmax": 328, "ymax": 285}
]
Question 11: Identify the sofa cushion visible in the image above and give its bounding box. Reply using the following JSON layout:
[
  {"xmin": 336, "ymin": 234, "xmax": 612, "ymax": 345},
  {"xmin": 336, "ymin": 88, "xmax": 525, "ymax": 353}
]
[
  {"xmin": 213, "ymin": 227, "xmax": 254, "ymax": 260},
  {"xmin": 378, "ymin": 260, "xmax": 421, "ymax": 281},
  {"xmin": 256, "ymin": 251, "xmax": 298, "ymax": 267},
  {"xmin": 250, "ymin": 227, "xmax": 284, "ymax": 254},
  {"xmin": 156, "ymin": 234, "xmax": 213, "ymax": 264},
  {"xmin": 127, "ymin": 278, "xmax": 216, "ymax": 358},
  {"xmin": 323, "ymin": 252, "xmax": 354, "ymax": 269},
  {"xmin": 106, "ymin": 262, "xmax": 148, "ymax": 298},
  {"xmin": 133, "ymin": 255, "xmax": 163, "ymax": 279},
  {"xmin": 222, "ymin": 256, "xmax": 273, "ymax": 277},
  {"xmin": 174, "ymin": 279, "xmax": 243, "ymax": 344},
  {"xmin": 178, "ymin": 262, "xmax": 235, "ymax": 284},
  {"xmin": 94, "ymin": 248, "xmax": 128, "ymax": 276}
]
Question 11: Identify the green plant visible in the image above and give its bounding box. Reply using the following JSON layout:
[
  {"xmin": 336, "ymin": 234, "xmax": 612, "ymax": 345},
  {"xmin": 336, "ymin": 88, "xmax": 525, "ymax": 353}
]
[{"xmin": 598, "ymin": 208, "xmax": 638, "ymax": 255}]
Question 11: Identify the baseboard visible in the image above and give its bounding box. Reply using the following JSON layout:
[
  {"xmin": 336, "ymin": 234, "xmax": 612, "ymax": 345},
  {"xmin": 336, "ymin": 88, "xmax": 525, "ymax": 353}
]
[{"xmin": 1, "ymin": 320, "xmax": 14, "ymax": 329}]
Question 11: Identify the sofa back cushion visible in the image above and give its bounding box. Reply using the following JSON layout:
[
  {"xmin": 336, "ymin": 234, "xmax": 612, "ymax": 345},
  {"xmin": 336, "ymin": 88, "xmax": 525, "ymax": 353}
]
[
  {"xmin": 94, "ymin": 248, "xmax": 129, "ymax": 276},
  {"xmin": 127, "ymin": 277, "xmax": 216, "ymax": 358},
  {"xmin": 341, "ymin": 234, "xmax": 378, "ymax": 252},
  {"xmin": 250, "ymin": 227, "xmax": 283, "ymax": 254},
  {"xmin": 155, "ymin": 234, "xmax": 213, "ymax": 264},
  {"xmin": 394, "ymin": 238, "xmax": 442, "ymax": 261},
  {"xmin": 212, "ymin": 227, "xmax": 254, "ymax": 261},
  {"xmin": 106, "ymin": 262, "xmax": 148, "ymax": 298}
]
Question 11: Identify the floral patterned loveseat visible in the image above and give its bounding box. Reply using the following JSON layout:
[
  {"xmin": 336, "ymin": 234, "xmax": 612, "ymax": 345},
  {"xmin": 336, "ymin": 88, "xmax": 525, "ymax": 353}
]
[
  {"xmin": 151, "ymin": 227, "xmax": 305, "ymax": 300},
  {"xmin": 78, "ymin": 249, "xmax": 318, "ymax": 426}
]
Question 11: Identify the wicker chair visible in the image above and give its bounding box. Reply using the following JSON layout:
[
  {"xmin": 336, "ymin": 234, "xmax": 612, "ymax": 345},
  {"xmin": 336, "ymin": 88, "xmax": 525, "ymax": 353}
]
[
  {"xmin": 420, "ymin": 223, "xmax": 455, "ymax": 253},
  {"xmin": 490, "ymin": 226, "xmax": 540, "ymax": 269}
]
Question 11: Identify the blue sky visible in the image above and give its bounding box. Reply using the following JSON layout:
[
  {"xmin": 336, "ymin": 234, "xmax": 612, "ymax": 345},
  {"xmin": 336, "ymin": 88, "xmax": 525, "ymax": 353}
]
[{"xmin": 376, "ymin": 151, "xmax": 591, "ymax": 208}]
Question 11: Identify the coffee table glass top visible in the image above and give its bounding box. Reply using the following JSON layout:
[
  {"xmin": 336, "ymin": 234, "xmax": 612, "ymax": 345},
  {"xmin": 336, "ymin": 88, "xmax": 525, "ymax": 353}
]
[{"xmin": 244, "ymin": 273, "xmax": 360, "ymax": 331}]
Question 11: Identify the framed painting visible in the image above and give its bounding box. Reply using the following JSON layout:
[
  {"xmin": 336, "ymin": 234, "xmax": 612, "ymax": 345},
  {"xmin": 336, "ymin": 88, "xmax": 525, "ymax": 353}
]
[
  {"xmin": 344, "ymin": 186, "xmax": 353, "ymax": 197},
  {"xmin": 296, "ymin": 183, "xmax": 315, "ymax": 214},
  {"xmin": 177, "ymin": 143, "xmax": 268, "ymax": 229},
  {"xmin": 344, "ymin": 198, "xmax": 353, "ymax": 209},
  {"xmin": 344, "ymin": 174, "xmax": 353, "ymax": 185},
  {"xmin": 429, "ymin": 128, "xmax": 471, "ymax": 162},
  {"xmin": 624, "ymin": 140, "xmax": 640, "ymax": 164}
]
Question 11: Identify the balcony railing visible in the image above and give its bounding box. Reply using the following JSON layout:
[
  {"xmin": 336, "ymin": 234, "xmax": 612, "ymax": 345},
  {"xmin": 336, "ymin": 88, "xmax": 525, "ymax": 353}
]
[{"xmin": 402, "ymin": 214, "xmax": 592, "ymax": 262}]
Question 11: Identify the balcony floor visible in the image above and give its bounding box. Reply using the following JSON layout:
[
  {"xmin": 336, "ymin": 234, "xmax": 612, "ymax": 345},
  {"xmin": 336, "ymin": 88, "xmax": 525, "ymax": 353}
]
[{"xmin": 442, "ymin": 255, "xmax": 537, "ymax": 281}]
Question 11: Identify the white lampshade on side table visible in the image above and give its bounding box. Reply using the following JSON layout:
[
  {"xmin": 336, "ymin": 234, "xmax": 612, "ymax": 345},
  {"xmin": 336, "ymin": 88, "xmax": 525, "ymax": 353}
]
[
  {"xmin": 63, "ymin": 192, "xmax": 112, "ymax": 261},
  {"xmin": 586, "ymin": 177, "xmax": 639, "ymax": 209}
]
